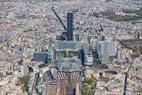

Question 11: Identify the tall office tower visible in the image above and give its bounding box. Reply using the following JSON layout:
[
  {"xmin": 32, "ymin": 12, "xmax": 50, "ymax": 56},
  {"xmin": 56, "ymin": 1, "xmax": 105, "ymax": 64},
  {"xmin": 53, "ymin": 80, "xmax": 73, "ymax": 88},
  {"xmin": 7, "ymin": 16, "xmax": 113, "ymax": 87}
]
[
  {"xmin": 96, "ymin": 40, "xmax": 117, "ymax": 64},
  {"xmin": 97, "ymin": 41, "xmax": 117, "ymax": 57},
  {"xmin": 67, "ymin": 13, "xmax": 73, "ymax": 41}
]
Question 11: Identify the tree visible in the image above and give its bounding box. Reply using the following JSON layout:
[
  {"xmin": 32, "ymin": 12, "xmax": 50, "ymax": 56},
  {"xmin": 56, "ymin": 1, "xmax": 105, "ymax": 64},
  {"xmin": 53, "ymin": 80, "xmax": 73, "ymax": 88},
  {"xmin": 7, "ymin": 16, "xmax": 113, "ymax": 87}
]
[{"xmin": 19, "ymin": 76, "xmax": 30, "ymax": 92}]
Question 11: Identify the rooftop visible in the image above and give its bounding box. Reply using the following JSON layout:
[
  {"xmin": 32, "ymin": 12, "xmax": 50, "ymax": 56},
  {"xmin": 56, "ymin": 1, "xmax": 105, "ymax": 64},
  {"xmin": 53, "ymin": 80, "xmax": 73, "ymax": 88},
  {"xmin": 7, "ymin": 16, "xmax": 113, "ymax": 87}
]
[
  {"xmin": 58, "ymin": 58, "xmax": 81, "ymax": 72},
  {"xmin": 54, "ymin": 41, "xmax": 81, "ymax": 50}
]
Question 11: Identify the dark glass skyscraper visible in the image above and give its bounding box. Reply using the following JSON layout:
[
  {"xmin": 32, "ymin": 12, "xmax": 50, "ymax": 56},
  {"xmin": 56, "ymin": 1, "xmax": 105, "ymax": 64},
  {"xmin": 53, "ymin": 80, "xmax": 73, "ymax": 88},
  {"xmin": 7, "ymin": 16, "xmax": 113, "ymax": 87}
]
[{"xmin": 67, "ymin": 13, "xmax": 73, "ymax": 41}]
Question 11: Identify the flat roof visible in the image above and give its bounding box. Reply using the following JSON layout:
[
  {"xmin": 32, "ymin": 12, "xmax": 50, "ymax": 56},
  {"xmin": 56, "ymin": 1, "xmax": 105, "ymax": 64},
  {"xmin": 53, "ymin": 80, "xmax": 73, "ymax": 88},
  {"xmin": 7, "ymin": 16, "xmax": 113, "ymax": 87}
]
[
  {"xmin": 54, "ymin": 41, "xmax": 81, "ymax": 50},
  {"xmin": 58, "ymin": 58, "xmax": 81, "ymax": 72}
]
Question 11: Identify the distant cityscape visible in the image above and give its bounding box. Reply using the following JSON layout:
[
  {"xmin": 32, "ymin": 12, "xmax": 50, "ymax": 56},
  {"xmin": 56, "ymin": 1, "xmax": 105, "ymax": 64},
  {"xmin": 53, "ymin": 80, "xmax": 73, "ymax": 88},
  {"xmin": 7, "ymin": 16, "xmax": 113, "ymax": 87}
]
[{"xmin": 0, "ymin": 0, "xmax": 142, "ymax": 95}]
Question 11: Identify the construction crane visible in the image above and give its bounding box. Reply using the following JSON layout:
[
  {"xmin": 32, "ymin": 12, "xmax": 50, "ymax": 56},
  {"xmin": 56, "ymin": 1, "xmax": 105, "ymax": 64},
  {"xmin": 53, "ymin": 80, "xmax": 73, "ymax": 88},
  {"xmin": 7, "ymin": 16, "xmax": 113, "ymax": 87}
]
[{"xmin": 51, "ymin": 7, "xmax": 67, "ymax": 31}]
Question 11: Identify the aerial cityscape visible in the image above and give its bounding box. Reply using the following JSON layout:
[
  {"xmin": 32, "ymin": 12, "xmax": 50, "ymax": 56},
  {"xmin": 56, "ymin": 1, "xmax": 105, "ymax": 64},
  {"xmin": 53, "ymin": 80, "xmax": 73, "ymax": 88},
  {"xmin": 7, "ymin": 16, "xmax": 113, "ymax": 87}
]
[{"xmin": 0, "ymin": 0, "xmax": 142, "ymax": 95}]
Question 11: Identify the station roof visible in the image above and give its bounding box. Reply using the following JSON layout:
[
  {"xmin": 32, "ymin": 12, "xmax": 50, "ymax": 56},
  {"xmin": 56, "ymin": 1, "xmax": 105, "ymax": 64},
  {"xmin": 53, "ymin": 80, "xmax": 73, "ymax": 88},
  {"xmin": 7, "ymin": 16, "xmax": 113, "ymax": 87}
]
[
  {"xmin": 54, "ymin": 41, "xmax": 81, "ymax": 50},
  {"xmin": 58, "ymin": 58, "xmax": 81, "ymax": 72}
]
